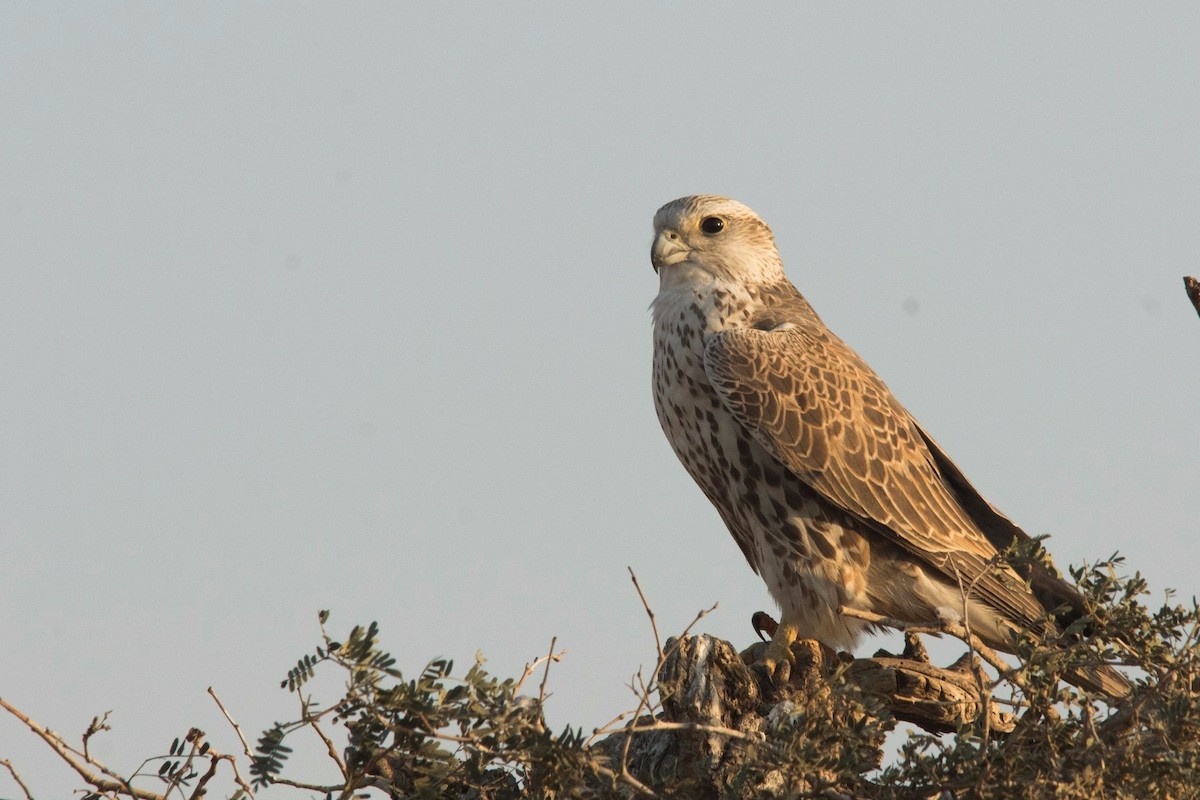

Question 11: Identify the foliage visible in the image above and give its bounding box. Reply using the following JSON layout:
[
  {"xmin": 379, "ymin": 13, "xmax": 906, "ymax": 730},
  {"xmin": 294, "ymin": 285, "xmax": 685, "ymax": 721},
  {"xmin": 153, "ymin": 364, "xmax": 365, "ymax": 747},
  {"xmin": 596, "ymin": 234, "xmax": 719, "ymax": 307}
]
[
  {"xmin": 3, "ymin": 558, "xmax": 1200, "ymax": 799},
  {"xmin": 248, "ymin": 613, "xmax": 598, "ymax": 797},
  {"xmin": 874, "ymin": 557, "xmax": 1200, "ymax": 800}
]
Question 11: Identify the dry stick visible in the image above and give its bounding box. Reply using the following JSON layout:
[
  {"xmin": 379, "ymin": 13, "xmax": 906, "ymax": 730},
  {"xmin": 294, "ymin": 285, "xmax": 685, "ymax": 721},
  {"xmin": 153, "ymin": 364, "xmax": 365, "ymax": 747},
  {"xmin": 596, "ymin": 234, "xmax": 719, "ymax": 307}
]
[
  {"xmin": 0, "ymin": 697, "xmax": 161, "ymax": 800},
  {"xmin": 627, "ymin": 720, "xmax": 753, "ymax": 740},
  {"xmin": 949, "ymin": 561, "xmax": 999, "ymax": 748},
  {"xmin": 0, "ymin": 758, "xmax": 34, "ymax": 800},
  {"xmin": 586, "ymin": 710, "xmax": 633, "ymax": 747},
  {"xmin": 1185, "ymin": 276, "xmax": 1200, "ymax": 319},
  {"xmin": 288, "ymin": 681, "xmax": 349, "ymax": 782},
  {"xmin": 81, "ymin": 711, "xmax": 112, "ymax": 762},
  {"xmin": 618, "ymin": 569, "xmax": 718, "ymax": 789},
  {"xmin": 188, "ymin": 755, "xmax": 222, "ymax": 800},
  {"xmin": 158, "ymin": 733, "xmax": 202, "ymax": 799},
  {"xmin": 206, "ymin": 688, "xmax": 258, "ymax": 798},
  {"xmin": 619, "ymin": 567, "xmax": 666, "ymax": 780},
  {"xmin": 591, "ymin": 761, "xmax": 656, "ymax": 797},
  {"xmin": 185, "ymin": 750, "xmax": 250, "ymax": 800},
  {"xmin": 513, "ymin": 644, "xmax": 566, "ymax": 696},
  {"xmin": 271, "ymin": 775, "xmax": 344, "ymax": 792},
  {"xmin": 538, "ymin": 635, "xmax": 559, "ymax": 708},
  {"xmin": 207, "ymin": 688, "xmax": 253, "ymax": 760},
  {"xmin": 628, "ymin": 567, "xmax": 662, "ymax": 660},
  {"xmin": 308, "ymin": 717, "xmax": 348, "ymax": 782},
  {"xmin": 836, "ymin": 606, "xmax": 1015, "ymax": 681}
]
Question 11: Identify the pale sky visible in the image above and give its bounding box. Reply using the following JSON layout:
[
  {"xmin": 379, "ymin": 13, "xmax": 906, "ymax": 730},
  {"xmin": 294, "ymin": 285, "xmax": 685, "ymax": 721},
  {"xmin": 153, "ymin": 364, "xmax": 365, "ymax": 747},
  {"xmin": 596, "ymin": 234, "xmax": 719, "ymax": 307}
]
[{"xmin": 2, "ymin": 4, "xmax": 1198, "ymax": 797}]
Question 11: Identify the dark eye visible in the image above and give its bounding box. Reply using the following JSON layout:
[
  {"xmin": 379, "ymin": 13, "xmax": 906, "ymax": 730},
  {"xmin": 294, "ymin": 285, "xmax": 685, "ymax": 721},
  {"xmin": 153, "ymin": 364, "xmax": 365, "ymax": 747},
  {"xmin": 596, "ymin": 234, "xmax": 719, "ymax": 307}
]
[{"xmin": 700, "ymin": 216, "xmax": 725, "ymax": 235}]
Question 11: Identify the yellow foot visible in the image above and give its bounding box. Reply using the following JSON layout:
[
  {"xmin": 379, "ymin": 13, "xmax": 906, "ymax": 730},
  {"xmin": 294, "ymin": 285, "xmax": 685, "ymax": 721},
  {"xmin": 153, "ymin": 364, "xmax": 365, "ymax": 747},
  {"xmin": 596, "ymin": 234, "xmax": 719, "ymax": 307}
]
[{"xmin": 757, "ymin": 621, "xmax": 799, "ymax": 686}]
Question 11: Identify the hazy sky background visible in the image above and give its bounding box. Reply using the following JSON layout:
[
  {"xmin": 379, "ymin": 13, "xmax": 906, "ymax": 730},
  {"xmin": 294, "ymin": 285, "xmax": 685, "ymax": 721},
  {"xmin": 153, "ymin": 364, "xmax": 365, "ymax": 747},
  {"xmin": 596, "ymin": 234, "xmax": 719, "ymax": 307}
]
[{"xmin": 2, "ymin": 4, "xmax": 1198, "ymax": 796}]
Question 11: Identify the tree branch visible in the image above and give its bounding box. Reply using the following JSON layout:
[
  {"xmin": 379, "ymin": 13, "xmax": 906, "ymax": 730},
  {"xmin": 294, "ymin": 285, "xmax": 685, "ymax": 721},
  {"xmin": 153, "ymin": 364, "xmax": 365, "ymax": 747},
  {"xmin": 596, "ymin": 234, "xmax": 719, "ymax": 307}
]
[
  {"xmin": 0, "ymin": 697, "xmax": 162, "ymax": 800},
  {"xmin": 0, "ymin": 758, "xmax": 34, "ymax": 800}
]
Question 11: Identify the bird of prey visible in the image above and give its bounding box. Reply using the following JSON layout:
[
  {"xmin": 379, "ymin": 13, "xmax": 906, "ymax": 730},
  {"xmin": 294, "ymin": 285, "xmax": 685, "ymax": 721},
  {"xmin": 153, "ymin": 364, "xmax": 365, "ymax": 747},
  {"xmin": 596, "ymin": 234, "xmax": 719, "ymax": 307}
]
[{"xmin": 649, "ymin": 194, "xmax": 1126, "ymax": 695}]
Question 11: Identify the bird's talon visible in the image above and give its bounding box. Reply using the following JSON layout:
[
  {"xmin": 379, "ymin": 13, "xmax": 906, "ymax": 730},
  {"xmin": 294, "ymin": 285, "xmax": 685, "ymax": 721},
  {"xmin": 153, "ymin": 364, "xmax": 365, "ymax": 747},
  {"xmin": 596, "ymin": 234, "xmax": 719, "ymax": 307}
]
[
  {"xmin": 759, "ymin": 637, "xmax": 796, "ymax": 687},
  {"xmin": 751, "ymin": 611, "xmax": 778, "ymax": 643}
]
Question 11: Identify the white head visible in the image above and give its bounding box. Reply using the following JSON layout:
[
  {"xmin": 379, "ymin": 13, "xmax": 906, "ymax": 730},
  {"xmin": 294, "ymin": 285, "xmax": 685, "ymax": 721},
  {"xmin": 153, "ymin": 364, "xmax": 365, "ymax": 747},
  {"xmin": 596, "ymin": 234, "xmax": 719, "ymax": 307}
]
[{"xmin": 651, "ymin": 195, "xmax": 785, "ymax": 290}]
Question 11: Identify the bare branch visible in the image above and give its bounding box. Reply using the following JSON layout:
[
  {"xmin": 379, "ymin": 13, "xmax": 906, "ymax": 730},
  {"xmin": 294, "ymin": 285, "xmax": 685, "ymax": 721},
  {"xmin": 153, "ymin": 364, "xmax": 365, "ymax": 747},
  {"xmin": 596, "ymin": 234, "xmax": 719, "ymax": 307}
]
[
  {"xmin": 308, "ymin": 717, "xmax": 348, "ymax": 782},
  {"xmin": 82, "ymin": 711, "xmax": 112, "ymax": 761},
  {"xmin": 618, "ymin": 577, "xmax": 720, "ymax": 781},
  {"xmin": 537, "ymin": 635, "xmax": 558, "ymax": 708},
  {"xmin": 513, "ymin": 640, "xmax": 567, "ymax": 697},
  {"xmin": 837, "ymin": 605, "xmax": 1014, "ymax": 679},
  {"xmin": 207, "ymin": 687, "xmax": 253, "ymax": 759},
  {"xmin": 0, "ymin": 696, "xmax": 161, "ymax": 800},
  {"xmin": 627, "ymin": 567, "xmax": 662, "ymax": 661},
  {"xmin": 187, "ymin": 754, "xmax": 222, "ymax": 800},
  {"xmin": 0, "ymin": 758, "xmax": 34, "ymax": 800},
  {"xmin": 206, "ymin": 687, "xmax": 257, "ymax": 798}
]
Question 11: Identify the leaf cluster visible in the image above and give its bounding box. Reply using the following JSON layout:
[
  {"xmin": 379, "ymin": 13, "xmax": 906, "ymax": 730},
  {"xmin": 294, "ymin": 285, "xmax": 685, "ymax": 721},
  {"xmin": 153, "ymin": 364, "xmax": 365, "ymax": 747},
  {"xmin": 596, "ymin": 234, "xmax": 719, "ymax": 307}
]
[
  {"xmin": 251, "ymin": 613, "xmax": 599, "ymax": 798},
  {"xmin": 873, "ymin": 555, "xmax": 1200, "ymax": 799}
]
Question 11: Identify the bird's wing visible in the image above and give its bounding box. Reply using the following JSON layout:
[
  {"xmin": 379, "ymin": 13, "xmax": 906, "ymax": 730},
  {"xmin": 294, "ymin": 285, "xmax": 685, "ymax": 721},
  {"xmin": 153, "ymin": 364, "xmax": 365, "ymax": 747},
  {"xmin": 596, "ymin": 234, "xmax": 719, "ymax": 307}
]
[
  {"xmin": 913, "ymin": 422, "xmax": 1086, "ymax": 621},
  {"xmin": 703, "ymin": 323, "xmax": 1048, "ymax": 629}
]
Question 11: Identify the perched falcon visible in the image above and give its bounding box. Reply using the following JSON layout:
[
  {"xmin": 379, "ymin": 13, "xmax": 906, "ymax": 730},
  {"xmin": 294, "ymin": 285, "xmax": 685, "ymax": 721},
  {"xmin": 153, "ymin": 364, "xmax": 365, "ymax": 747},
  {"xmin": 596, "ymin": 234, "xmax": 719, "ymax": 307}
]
[{"xmin": 649, "ymin": 194, "xmax": 1126, "ymax": 696}]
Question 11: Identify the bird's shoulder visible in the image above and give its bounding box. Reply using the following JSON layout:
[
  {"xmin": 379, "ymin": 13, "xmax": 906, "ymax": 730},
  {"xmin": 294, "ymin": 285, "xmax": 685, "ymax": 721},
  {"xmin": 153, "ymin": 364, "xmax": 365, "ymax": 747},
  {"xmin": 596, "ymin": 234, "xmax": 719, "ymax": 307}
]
[{"xmin": 707, "ymin": 284, "xmax": 879, "ymax": 395}]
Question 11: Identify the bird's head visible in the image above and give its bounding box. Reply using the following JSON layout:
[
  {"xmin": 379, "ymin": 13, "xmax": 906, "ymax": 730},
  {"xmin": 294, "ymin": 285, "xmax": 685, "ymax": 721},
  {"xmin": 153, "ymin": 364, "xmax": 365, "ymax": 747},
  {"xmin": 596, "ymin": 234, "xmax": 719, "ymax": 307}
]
[{"xmin": 651, "ymin": 195, "xmax": 784, "ymax": 288}]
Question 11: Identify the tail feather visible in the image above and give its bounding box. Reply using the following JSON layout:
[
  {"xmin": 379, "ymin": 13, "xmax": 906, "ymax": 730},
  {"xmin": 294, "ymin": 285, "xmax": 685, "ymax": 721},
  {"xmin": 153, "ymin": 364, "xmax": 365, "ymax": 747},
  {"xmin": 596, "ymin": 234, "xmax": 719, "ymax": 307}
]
[{"xmin": 1066, "ymin": 663, "xmax": 1131, "ymax": 698}]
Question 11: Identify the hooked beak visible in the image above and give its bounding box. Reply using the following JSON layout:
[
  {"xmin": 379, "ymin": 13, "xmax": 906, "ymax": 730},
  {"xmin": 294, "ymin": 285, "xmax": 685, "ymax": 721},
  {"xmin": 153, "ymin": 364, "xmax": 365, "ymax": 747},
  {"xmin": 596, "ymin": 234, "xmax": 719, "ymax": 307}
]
[{"xmin": 651, "ymin": 230, "xmax": 689, "ymax": 273}]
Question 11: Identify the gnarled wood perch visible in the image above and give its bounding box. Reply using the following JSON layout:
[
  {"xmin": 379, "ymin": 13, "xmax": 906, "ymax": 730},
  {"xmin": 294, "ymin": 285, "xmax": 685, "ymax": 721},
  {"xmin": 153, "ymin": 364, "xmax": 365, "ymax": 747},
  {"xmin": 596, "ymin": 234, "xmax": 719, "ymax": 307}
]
[{"xmin": 594, "ymin": 630, "xmax": 1015, "ymax": 796}]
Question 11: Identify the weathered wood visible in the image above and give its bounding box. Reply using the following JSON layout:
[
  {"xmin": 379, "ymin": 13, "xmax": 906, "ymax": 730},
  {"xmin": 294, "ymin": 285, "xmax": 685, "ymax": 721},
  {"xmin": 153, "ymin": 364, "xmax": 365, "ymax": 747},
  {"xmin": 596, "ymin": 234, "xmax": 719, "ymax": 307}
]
[{"xmin": 593, "ymin": 632, "xmax": 1014, "ymax": 796}]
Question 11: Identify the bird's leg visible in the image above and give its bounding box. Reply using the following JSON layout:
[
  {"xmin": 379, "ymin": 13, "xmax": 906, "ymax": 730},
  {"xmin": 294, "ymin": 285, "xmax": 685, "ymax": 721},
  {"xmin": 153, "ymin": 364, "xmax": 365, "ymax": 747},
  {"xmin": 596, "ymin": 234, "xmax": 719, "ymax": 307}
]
[{"xmin": 759, "ymin": 617, "xmax": 800, "ymax": 686}]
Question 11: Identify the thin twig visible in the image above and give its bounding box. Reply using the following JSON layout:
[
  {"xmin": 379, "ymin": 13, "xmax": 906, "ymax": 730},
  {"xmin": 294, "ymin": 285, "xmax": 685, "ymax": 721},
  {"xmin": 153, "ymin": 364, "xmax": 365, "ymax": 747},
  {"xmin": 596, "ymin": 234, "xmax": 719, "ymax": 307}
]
[
  {"xmin": 206, "ymin": 687, "xmax": 258, "ymax": 798},
  {"xmin": 207, "ymin": 687, "xmax": 253, "ymax": 759},
  {"xmin": 613, "ymin": 719, "xmax": 754, "ymax": 741},
  {"xmin": 271, "ymin": 775, "xmax": 344, "ymax": 792},
  {"xmin": 0, "ymin": 758, "xmax": 34, "ymax": 800},
  {"xmin": 628, "ymin": 567, "xmax": 662, "ymax": 661},
  {"xmin": 949, "ymin": 559, "xmax": 996, "ymax": 748},
  {"xmin": 837, "ymin": 606, "xmax": 1015, "ymax": 680},
  {"xmin": 188, "ymin": 754, "xmax": 222, "ymax": 800},
  {"xmin": 592, "ymin": 761, "xmax": 656, "ymax": 797},
  {"xmin": 81, "ymin": 711, "xmax": 112, "ymax": 761},
  {"xmin": 309, "ymin": 717, "xmax": 348, "ymax": 781},
  {"xmin": 618, "ymin": 570, "xmax": 718, "ymax": 781},
  {"xmin": 159, "ymin": 730, "xmax": 205, "ymax": 799},
  {"xmin": 538, "ymin": 635, "xmax": 558, "ymax": 708},
  {"xmin": 513, "ymin": 644, "xmax": 567, "ymax": 696},
  {"xmin": 586, "ymin": 710, "xmax": 632, "ymax": 747}
]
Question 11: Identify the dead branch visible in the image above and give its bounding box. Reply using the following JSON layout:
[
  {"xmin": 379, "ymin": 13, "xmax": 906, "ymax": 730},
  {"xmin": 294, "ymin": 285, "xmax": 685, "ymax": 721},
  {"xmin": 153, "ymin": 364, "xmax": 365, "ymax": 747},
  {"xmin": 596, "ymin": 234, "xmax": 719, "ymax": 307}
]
[
  {"xmin": 0, "ymin": 758, "xmax": 34, "ymax": 800},
  {"xmin": 207, "ymin": 686, "xmax": 258, "ymax": 797},
  {"xmin": 0, "ymin": 696, "xmax": 163, "ymax": 800},
  {"xmin": 592, "ymin": 627, "xmax": 1022, "ymax": 795}
]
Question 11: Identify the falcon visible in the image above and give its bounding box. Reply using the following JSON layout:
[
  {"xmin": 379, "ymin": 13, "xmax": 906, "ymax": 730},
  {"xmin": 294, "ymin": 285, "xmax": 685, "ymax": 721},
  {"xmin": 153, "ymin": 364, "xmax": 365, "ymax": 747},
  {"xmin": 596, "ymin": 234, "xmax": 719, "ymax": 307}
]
[{"xmin": 649, "ymin": 194, "xmax": 1126, "ymax": 695}]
